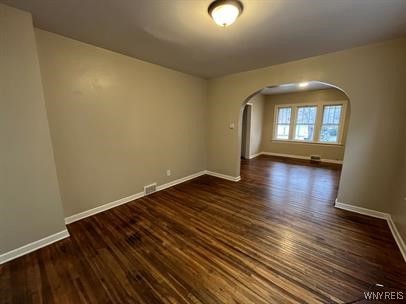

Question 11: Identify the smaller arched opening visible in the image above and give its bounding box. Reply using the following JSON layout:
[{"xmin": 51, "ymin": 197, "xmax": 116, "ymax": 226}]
[{"xmin": 239, "ymin": 81, "xmax": 350, "ymax": 205}]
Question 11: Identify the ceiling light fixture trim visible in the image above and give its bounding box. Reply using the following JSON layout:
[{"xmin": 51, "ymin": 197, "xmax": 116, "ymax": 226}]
[{"xmin": 208, "ymin": 0, "xmax": 244, "ymax": 27}]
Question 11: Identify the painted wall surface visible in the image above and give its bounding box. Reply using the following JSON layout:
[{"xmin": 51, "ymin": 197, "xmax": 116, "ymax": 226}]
[
  {"xmin": 207, "ymin": 38, "xmax": 406, "ymax": 213},
  {"xmin": 391, "ymin": 121, "xmax": 406, "ymax": 241},
  {"xmin": 241, "ymin": 105, "xmax": 250, "ymax": 158},
  {"xmin": 261, "ymin": 89, "xmax": 349, "ymax": 161},
  {"xmin": 0, "ymin": 5, "xmax": 66, "ymax": 253},
  {"xmin": 248, "ymin": 94, "xmax": 264, "ymax": 157},
  {"xmin": 35, "ymin": 30, "xmax": 208, "ymax": 217}
]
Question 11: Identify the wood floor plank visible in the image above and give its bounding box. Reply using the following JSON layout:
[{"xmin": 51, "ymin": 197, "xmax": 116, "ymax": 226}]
[{"xmin": 1, "ymin": 155, "xmax": 405, "ymax": 303}]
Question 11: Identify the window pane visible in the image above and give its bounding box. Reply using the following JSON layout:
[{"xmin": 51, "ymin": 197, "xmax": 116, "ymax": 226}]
[
  {"xmin": 296, "ymin": 106, "xmax": 317, "ymax": 124},
  {"xmin": 294, "ymin": 124, "xmax": 315, "ymax": 141},
  {"xmin": 320, "ymin": 105, "xmax": 343, "ymax": 143},
  {"xmin": 276, "ymin": 124, "xmax": 290, "ymax": 139},
  {"xmin": 320, "ymin": 125, "xmax": 339, "ymax": 143},
  {"xmin": 277, "ymin": 107, "xmax": 291, "ymax": 124},
  {"xmin": 323, "ymin": 105, "xmax": 342, "ymax": 124}
]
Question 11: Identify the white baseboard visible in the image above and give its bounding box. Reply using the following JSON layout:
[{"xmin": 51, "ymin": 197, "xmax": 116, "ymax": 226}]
[
  {"xmin": 64, "ymin": 191, "xmax": 144, "ymax": 224},
  {"xmin": 335, "ymin": 199, "xmax": 406, "ymax": 262},
  {"xmin": 65, "ymin": 171, "xmax": 207, "ymax": 224},
  {"xmin": 0, "ymin": 229, "xmax": 70, "ymax": 265},
  {"xmin": 205, "ymin": 170, "xmax": 241, "ymax": 182},
  {"xmin": 387, "ymin": 217, "xmax": 406, "ymax": 262},
  {"xmin": 157, "ymin": 171, "xmax": 206, "ymax": 191},
  {"xmin": 334, "ymin": 200, "xmax": 389, "ymax": 220},
  {"xmin": 258, "ymin": 152, "xmax": 343, "ymax": 164},
  {"xmin": 1, "ymin": 171, "xmax": 208, "ymax": 264},
  {"xmin": 248, "ymin": 152, "xmax": 262, "ymax": 159}
]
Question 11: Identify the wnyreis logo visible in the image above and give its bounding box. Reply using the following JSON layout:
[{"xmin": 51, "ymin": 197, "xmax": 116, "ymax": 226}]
[{"xmin": 363, "ymin": 291, "xmax": 404, "ymax": 301}]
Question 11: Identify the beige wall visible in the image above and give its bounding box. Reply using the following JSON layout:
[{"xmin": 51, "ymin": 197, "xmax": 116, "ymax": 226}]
[
  {"xmin": 207, "ymin": 37, "xmax": 406, "ymax": 213},
  {"xmin": 248, "ymin": 94, "xmax": 264, "ymax": 157},
  {"xmin": 241, "ymin": 105, "xmax": 250, "ymax": 158},
  {"xmin": 35, "ymin": 30, "xmax": 208, "ymax": 217},
  {"xmin": 0, "ymin": 5, "xmax": 66, "ymax": 254},
  {"xmin": 392, "ymin": 152, "xmax": 406, "ymax": 241},
  {"xmin": 391, "ymin": 113, "xmax": 406, "ymax": 241},
  {"xmin": 261, "ymin": 89, "xmax": 349, "ymax": 161}
]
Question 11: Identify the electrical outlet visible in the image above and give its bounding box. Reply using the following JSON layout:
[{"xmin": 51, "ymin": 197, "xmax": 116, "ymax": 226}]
[{"xmin": 166, "ymin": 169, "xmax": 171, "ymax": 177}]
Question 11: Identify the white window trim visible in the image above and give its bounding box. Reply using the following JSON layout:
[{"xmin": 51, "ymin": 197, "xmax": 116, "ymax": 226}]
[
  {"xmin": 273, "ymin": 100, "xmax": 347, "ymax": 145},
  {"xmin": 293, "ymin": 104, "xmax": 318, "ymax": 142},
  {"xmin": 274, "ymin": 106, "xmax": 292, "ymax": 140}
]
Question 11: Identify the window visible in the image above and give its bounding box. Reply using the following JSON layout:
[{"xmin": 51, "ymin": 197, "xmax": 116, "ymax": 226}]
[
  {"xmin": 275, "ymin": 107, "xmax": 291, "ymax": 139},
  {"xmin": 272, "ymin": 102, "xmax": 346, "ymax": 144},
  {"xmin": 294, "ymin": 106, "xmax": 317, "ymax": 141},
  {"xmin": 320, "ymin": 105, "xmax": 342, "ymax": 143}
]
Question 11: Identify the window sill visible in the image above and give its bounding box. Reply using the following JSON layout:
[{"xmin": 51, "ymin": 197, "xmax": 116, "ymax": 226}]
[{"xmin": 271, "ymin": 139, "xmax": 343, "ymax": 147}]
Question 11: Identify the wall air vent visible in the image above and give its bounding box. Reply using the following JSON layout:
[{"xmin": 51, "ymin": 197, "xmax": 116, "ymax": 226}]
[
  {"xmin": 310, "ymin": 155, "xmax": 322, "ymax": 162},
  {"xmin": 144, "ymin": 183, "xmax": 157, "ymax": 195}
]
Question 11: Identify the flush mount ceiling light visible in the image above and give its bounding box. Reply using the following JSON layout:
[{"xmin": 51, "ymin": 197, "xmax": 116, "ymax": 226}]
[
  {"xmin": 208, "ymin": 0, "xmax": 243, "ymax": 27},
  {"xmin": 299, "ymin": 82, "xmax": 309, "ymax": 88}
]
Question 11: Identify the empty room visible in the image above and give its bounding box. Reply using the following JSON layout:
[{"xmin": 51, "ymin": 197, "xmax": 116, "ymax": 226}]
[{"xmin": 1, "ymin": 0, "xmax": 406, "ymax": 303}]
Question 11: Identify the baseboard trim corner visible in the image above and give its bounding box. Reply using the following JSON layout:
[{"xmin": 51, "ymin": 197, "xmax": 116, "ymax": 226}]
[
  {"xmin": 334, "ymin": 199, "xmax": 389, "ymax": 220},
  {"xmin": 65, "ymin": 170, "xmax": 207, "ymax": 225},
  {"xmin": 205, "ymin": 170, "xmax": 241, "ymax": 182},
  {"xmin": 334, "ymin": 199, "xmax": 406, "ymax": 262},
  {"xmin": 387, "ymin": 215, "xmax": 406, "ymax": 262},
  {"xmin": 248, "ymin": 152, "xmax": 262, "ymax": 159},
  {"xmin": 0, "ymin": 229, "xmax": 70, "ymax": 265},
  {"xmin": 1, "ymin": 171, "xmax": 208, "ymax": 264},
  {"xmin": 64, "ymin": 191, "xmax": 144, "ymax": 224}
]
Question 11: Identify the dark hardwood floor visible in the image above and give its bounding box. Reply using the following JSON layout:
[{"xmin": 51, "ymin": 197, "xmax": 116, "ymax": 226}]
[{"xmin": 1, "ymin": 156, "xmax": 405, "ymax": 303}]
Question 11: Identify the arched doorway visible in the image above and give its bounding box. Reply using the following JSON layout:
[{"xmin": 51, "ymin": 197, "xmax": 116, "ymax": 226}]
[{"xmin": 238, "ymin": 81, "xmax": 351, "ymax": 202}]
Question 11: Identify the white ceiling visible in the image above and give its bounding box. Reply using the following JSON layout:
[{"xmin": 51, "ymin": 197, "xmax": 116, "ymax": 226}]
[
  {"xmin": 2, "ymin": 0, "xmax": 406, "ymax": 78},
  {"xmin": 261, "ymin": 81, "xmax": 333, "ymax": 95}
]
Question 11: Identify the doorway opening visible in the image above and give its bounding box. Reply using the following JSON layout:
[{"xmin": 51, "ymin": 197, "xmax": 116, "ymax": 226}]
[
  {"xmin": 239, "ymin": 81, "xmax": 351, "ymax": 203},
  {"xmin": 241, "ymin": 103, "xmax": 252, "ymax": 159}
]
